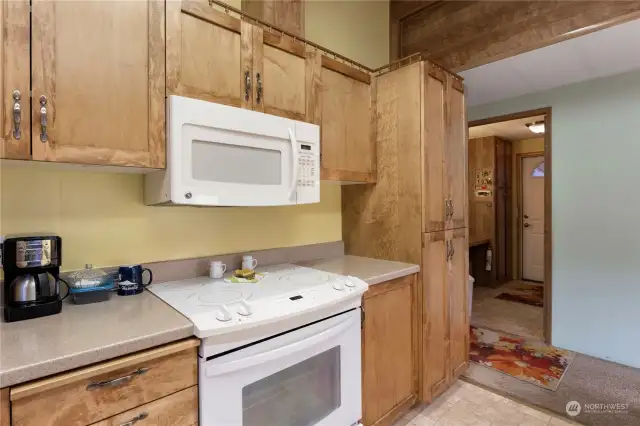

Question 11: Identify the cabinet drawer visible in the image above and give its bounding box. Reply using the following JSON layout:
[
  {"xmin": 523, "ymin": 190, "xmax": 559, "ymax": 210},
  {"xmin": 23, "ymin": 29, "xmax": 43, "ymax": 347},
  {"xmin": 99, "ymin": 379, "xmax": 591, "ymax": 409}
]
[
  {"xmin": 92, "ymin": 386, "xmax": 198, "ymax": 426},
  {"xmin": 11, "ymin": 339, "xmax": 199, "ymax": 426}
]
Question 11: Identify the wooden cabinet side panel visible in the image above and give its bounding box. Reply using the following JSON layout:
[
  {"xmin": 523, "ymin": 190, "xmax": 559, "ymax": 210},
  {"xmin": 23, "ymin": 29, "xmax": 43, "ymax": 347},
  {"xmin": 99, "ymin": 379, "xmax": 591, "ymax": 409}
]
[
  {"xmin": 0, "ymin": 388, "xmax": 9, "ymax": 426},
  {"xmin": 92, "ymin": 386, "xmax": 198, "ymax": 426},
  {"xmin": 11, "ymin": 348, "xmax": 198, "ymax": 426},
  {"xmin": 448, "ymin": 228, "xmax": 470, "ymax": 379},
  {"xmin": 445, "ymin": 75, "xmax": 468, "ymax": 230},
  {"xmin": 422, "ymin": 72, "xmax": 446, "ymax": 233},
  {"xmin": 1, "ymin": 0, "xmax": 31, "ymax": 160},
  {"xmin": 468, "ymin": 136, "xmax": 495, "ymax": 245},
  {"xmin": 342, "ymin": 64, "xmax": 422, "ymax": 264},
  {"xmin": 362, "ymin": 275, "xmax": 415, "ymax": 426},
  {"xmin": 421, "ymin": 231, "xmax": 449, "ymax": 401}
]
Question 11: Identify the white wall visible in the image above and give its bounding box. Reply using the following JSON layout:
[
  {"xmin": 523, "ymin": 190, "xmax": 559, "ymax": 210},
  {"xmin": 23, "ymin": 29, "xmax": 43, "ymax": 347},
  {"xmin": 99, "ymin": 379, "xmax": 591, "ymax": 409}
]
[{"xmin": 468, "ymin": 70, "xmax": 640, "ymax": 369}]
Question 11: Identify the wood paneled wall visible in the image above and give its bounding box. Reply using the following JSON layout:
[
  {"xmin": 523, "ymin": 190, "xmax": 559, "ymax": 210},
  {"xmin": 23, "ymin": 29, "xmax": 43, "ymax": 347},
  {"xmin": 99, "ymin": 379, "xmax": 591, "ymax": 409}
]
[{"xmin": 390, "ymin": 0, "xmax": 640, "ymax": 71}]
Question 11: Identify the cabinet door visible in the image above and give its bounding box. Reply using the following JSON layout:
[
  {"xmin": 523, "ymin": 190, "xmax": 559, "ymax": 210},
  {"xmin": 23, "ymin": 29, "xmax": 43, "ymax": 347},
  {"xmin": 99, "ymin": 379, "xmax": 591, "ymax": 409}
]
[
  {"xmin": 447, "ymin": 228, "xmax": 469, "ymax": 380},
  {"xmin": 362, "ymin": 275, "xmax": 417, "ymax": 426},
  {"xmin": 252, "ymin": 27, "xmax": 318, "ymax": 122},
  {"xmin": 30, "ymin": 0, "xmax": 165, "ymax": 168},
  {"xmin": 421, "ymin": 231, "xmax": 449, "ymax": 401},
  {"xmin": 444, "ymin": 75, "xmax": 468, "ymax": 229},
  {"xmin": 92, "ymin": 386, "xmax": 198, "ymax": 426},
  {"xmin": 422, "ymin": 67, "xmax": 446, "ymax": 233},
  {"xmin": 320, "ymin": 56, "xmax": 375, "ymax": 183},
  {"xmin": 1, "ymin": 0, "xmax": 30, "ymax": 159},
  {"xmin": 242, "ymin": 0, "xmax": 305, "ymax": 38},
  {"xmin": 167, "ymin": 0, "xmax": 253, "ymax": 109}
]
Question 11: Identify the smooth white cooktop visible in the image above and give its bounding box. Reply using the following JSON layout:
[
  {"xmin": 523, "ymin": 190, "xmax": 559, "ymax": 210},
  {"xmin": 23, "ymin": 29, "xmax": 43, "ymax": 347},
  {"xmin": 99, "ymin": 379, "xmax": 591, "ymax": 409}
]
[{"xmin": 148, "ymin": 264, "xmax": 368, "ymax": 340}]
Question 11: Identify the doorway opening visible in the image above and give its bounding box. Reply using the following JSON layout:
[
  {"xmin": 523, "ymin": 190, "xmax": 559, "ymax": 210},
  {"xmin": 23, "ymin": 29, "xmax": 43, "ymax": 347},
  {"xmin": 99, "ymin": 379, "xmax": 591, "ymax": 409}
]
[{"xmin": 467, "ymin": 108, "xmax": 552, "ymax": 344}]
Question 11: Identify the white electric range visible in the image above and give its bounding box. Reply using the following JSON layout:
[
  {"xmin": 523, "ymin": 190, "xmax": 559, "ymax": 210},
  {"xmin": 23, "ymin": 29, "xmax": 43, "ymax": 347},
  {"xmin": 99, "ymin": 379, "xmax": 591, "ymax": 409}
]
[{"xmin": 149, "ymin": 264, "xmax": 368, "ymax": 426}]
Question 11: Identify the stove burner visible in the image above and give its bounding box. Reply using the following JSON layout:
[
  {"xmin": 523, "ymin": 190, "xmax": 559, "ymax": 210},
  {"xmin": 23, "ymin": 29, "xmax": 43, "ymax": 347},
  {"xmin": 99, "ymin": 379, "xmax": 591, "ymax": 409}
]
[{"xmin": 193, "ymin": 288, "xmax": 250, "ymax": 305}]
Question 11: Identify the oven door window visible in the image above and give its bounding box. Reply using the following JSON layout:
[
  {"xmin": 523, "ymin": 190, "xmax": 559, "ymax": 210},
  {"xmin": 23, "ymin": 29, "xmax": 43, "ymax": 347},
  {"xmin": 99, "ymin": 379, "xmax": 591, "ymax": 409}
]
[{"xmin": 242, "ymin": 347, "xmax": 341, "ymax": 426}]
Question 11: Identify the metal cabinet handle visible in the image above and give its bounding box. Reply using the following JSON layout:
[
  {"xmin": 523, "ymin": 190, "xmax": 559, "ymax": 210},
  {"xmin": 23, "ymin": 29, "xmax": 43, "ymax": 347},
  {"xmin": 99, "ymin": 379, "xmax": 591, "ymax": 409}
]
[
  {"xmin": 86, "ymin": 367, "xmax": 150, "ymax": 390},
  {"xmin": 450, "ymin": 241, "xmax": 455, "ymax": 259},
  {"xmin": 244, "ymin": 70, "xmax": 252, "ymax": 101},
  {"xmin": 119, "ymin": 412, "xmax": 148, "ymax": 426},
  {"xmin": 12, "ymin": 90, "xmax": 22, "ymax": 139},
  {"xmin": 524, "ymin": 223, "xmax": 531, "ymax": 228},
  {"xmin": 524, "ymin": 214, "xmax": 529, "ymax": 219},
  {"xmin": 446, "ymin": 240, "xmax": 451, "ymax": 261},
  {"xmin": 39, "ymin": 96, "xmax": 48, "ymax": 142},
  {"xmin": 256, "ymin": 73, "xmax": 262, "ymax": 104}
]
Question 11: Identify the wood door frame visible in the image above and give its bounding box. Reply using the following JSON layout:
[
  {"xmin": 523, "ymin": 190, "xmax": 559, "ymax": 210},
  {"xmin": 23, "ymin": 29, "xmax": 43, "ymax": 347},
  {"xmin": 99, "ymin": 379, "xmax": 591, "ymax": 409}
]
[
  {"xmin": 516, "ymin": 151, "xmax": 544, "ymax": 282},
  {"xmin": 469, "ymin": 107, "xmax": 552, "ymax": 344}
]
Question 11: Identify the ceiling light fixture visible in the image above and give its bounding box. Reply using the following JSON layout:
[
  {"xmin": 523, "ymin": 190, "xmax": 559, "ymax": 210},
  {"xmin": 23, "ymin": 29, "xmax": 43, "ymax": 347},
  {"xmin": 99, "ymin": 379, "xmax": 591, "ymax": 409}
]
[{"xmin": 526, "ymin": 121, "xmax": 545, "ymax": 134}]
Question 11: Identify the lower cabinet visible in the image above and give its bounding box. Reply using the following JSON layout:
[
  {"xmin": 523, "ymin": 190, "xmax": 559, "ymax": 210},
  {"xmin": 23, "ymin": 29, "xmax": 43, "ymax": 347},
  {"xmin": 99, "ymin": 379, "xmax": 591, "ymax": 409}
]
[
  {"xmin": 7, "ymin": 339, "xmax": 199, "ymax": 426},
  {"xmin": 362, "ymin": 274, "xmax": 418, "ymax": 426},
  {"xmin": 422, "ymin": 229, "xmax": 469, "ymax": 401}
]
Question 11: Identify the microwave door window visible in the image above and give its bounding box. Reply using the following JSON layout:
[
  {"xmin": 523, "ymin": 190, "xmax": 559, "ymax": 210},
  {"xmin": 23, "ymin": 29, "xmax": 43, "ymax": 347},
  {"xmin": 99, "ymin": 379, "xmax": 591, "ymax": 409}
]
[{"xmin": 191, "ymin": 140, "xmax": 282, "ymax": 185}]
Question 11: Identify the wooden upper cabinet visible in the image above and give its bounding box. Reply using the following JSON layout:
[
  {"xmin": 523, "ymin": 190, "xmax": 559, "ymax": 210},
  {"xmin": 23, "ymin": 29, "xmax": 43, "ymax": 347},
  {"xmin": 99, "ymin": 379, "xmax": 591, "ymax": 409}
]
[
  {"xmin": 445, "ymin": 76, "xmax": 468, "ymax": 230},
  {"xmin": 362, "ymin": 275, "xmax": 417, "ymax": 426},
  {"xmin": 0, "ymin": 0, "xmax": 30, "ymax": 160},
  {"xmin": 30, "ymin": 0, "xmax": 165, "ymax": 168},
  {"xmin": 242, "ymin": 0, "xmax": 305, "ymax": 38},
  {"xmin": 251, "ymin": 27, "xmax": 318, "ymax": 122},
  {"xmin": 422, "ymin": 66, "xmax": 468, "ymax": 232},
  {"xmin": 422, "ymin": 67, "xmax": 447, "ymax": 233},
  {"xmin": 167, "ymin": 0, "xmax": 252, "ymax": 109},
  {"xmin": 320, "ymin": 56, "xmax": 375, "ymax": 183}
]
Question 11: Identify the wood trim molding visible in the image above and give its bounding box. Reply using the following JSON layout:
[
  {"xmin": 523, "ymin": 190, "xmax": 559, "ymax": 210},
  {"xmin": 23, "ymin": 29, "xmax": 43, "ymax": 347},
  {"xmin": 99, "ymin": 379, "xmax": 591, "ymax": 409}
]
[
  {"xmin": 10, "ymin": 339, "xmax": 199, "ymax": 401},
  {"xmin": 469, "ymin": 107, "xmax": 552, "ymax": 344},
  {"xmin": 321, "ymin": 56, "xmax": 371, "ymax": 85},
  {"xmin": 181, "ymin": 0, "xmax": 242, "ymax": 33},
  {"xmin": 262, "ymin": 29, "xmax": 306, "ymax": 58}
]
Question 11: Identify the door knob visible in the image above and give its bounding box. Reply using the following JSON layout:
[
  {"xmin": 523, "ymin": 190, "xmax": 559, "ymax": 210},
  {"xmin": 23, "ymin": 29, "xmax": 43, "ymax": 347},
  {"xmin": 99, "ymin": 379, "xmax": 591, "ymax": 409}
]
[
  {"xmin": 524, "ymin": 223, "xmax": 531, "ymax": 228},
  {"xmin": 524, "ymin": 214, "xmax": 529, "ymax": 219}
]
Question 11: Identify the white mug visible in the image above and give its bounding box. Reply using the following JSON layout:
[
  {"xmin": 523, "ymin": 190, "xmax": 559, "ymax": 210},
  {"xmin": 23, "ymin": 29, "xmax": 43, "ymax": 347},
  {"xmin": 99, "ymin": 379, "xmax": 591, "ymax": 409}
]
[
  {"xmin": 242, "ymin": 255, "xmax": 258, "ymax": 271},
  {"xmin": 209, "ymin": 261, "xmax": 227, "ymax": 279}
]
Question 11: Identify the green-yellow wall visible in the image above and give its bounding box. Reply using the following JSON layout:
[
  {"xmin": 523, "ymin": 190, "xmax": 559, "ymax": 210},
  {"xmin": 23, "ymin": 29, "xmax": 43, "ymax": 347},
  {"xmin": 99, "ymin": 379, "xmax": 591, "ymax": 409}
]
[{"xmin": 0, "ymin": 1, "xmax": 389, "ymax": 271}]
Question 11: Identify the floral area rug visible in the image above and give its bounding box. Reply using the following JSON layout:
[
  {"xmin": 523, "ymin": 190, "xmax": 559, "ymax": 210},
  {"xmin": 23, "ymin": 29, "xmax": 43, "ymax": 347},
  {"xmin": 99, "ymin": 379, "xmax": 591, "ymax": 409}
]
[
  {"xmin": 495, "ymin": 282, "xmax": 544, "ymax": 307},
  {"xmin": 469, "ymin": 326, "xmax": 575, "ymax": 390}
]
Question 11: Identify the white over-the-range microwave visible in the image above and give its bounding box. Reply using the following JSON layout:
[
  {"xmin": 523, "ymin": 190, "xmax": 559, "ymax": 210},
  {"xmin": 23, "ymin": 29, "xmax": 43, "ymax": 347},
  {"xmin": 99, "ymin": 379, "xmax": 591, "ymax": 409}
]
[{"xmin": 145, "ymin": 96, "xmax": 320, "ymax": 207}]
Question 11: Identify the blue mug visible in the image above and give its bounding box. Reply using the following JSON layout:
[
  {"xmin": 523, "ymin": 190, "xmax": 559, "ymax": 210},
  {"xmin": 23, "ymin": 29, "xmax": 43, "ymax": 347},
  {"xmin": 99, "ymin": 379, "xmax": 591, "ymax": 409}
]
[{"xmin": 118, "ymin": 265, "xmax": 153, "ymax": 296}]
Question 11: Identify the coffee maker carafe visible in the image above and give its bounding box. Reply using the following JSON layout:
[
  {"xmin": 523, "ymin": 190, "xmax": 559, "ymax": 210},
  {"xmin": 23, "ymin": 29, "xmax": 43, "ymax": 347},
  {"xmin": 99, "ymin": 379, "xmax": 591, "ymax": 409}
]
[{"xmin": 3, "ymin": 235, "xmax": 63, "ymax": 322}]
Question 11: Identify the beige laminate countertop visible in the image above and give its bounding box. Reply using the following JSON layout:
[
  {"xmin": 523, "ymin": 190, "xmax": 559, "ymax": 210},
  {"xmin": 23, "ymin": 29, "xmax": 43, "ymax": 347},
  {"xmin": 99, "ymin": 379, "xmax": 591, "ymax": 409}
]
[
  {"xmin": 296, "ymin": 255, "xmax": 419, "ymax": 285},
  {"xmin": 0, "ymin": 291, "xmax": 193, "ymax": 388}
]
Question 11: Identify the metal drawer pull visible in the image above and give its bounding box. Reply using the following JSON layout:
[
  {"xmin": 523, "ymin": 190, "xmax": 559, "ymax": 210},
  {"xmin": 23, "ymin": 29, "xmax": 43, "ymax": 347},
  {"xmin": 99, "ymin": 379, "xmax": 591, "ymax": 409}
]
[
  {"xmin": 39, "ymin": 96, "xmax": 48, "ymax": 142},
  {"xmin": 256, "ymin": 72, "xmax": 262, "ymax": 104},
  {"xmin": 119, "ymin": 412, "xmax": 148, "ymax": 426},
  {"xmin": 86, "ymin": 367, "xmax": 150, "ymax": 390},
  {"xmin": 12, "ymin": 90, "xmax": 21, "ymax": 139},
  {"xmin": 244, "ymin": 70, "xmax": 251, "ymax": 101}
]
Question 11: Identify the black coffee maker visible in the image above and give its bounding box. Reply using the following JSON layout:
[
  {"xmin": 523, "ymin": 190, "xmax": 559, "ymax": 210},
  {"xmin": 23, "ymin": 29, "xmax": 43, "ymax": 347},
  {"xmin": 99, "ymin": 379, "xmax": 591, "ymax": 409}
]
[{"xmin": 3, "ymin": 235, "xmax": 63, "ymax": 322}]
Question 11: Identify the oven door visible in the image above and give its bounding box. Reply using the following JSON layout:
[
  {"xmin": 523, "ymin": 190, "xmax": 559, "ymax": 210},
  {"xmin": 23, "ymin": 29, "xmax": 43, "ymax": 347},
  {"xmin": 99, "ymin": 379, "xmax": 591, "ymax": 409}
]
[
  {"xmin": 168, "ymin": 95, "xmax": 299, "ymax": 207},
  {"xmin": 199, "ymin": 309, "xmax": 362, "ymax": 426}
]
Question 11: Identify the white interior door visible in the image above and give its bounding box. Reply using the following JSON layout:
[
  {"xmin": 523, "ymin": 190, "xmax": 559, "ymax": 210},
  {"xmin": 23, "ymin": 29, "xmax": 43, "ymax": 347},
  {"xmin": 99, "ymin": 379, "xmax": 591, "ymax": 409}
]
[{"xmin": 522, "ymin": 155, "xmax": 545, "ymax": 281}]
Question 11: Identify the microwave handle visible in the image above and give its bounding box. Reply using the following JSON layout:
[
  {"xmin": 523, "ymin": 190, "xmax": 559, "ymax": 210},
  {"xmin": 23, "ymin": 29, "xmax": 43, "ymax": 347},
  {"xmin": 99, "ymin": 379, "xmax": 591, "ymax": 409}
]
[
  {"xmin": 288, "ymin": 128, "xmax": 299, "ymax": 201},
  {"xmin": 205, "ymin": 312, "xmax": 357, "ymax": 377}
]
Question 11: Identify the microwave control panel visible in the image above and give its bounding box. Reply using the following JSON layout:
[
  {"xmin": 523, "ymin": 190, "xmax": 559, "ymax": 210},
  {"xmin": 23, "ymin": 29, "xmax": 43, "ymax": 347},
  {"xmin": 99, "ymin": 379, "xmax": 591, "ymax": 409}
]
[{"xmin": 295, "ymin": 142, "xmax": 320, "ymax": 204}]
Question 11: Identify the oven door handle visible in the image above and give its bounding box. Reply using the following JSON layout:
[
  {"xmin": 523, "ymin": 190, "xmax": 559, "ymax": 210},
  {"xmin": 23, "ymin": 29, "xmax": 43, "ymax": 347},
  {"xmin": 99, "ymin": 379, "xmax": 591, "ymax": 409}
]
[
  {"xmin": 288, "ymin": 128, "xmax": 299, "ymax": 202},
  {"xmin": 205, "ymin": 313, "xmax": 358, "ymax": 377}
]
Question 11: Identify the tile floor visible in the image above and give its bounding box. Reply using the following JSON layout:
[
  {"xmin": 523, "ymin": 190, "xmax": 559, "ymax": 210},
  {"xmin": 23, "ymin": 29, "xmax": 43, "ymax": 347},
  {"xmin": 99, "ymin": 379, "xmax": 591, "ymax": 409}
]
[
  {"xmin": 393, "ymin": 380, "xmax": 583, "ymax": 426},
  {"xmin": 471, "ymin": 281, "xmax": 544, "ymax": 340}
]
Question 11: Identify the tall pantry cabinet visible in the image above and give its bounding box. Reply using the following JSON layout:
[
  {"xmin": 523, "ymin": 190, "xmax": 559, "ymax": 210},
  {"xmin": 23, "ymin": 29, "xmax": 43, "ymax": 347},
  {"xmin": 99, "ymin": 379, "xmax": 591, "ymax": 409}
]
[{"xmin": 343, "ymin": 60, "xmax": 469, "ymax": 403}]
